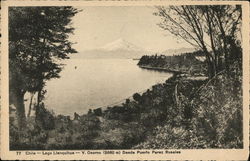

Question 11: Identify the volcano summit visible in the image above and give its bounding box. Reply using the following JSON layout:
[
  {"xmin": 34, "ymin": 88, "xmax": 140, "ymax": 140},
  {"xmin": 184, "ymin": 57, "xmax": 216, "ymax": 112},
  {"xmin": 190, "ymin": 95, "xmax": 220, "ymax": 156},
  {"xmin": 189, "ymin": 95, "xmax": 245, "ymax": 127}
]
[{"xmin": 74, "ymin": 38, "xmax": 148, "ymax": 59}]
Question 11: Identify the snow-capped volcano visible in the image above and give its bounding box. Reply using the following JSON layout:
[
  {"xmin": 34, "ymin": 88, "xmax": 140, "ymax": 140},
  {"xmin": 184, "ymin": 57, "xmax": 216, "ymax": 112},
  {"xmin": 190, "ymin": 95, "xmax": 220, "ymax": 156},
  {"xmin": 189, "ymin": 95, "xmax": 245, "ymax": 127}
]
[
  {"xmin": 100, "ymin": 38, "xmax": 144, "ymax": 52},
  {"xmin": 73, "ymin": 38, "xmax": 150, "ymax": 59}
]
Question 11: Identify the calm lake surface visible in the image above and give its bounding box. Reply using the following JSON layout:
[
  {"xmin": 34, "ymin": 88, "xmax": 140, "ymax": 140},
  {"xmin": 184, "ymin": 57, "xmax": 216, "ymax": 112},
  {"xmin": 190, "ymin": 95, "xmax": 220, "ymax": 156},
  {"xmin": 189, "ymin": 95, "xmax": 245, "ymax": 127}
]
[{"xmin": 44, "ymin": 58, "xmax": 172, "ymax": 116}]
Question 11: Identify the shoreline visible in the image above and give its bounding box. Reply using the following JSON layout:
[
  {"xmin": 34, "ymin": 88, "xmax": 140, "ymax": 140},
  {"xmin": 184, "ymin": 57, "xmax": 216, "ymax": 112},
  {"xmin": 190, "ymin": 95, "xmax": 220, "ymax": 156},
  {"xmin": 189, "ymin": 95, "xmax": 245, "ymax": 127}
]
[
  {"xmin": 138, "ymin": 65, "xmax": 183, "ymax": 74},
  {"xmin": 69, "ymin": 64, "xmax": 180, "ymax": 117},
  {"xmin": 73, "ymin": 72, "xmax": 174, "ymax": 118}
]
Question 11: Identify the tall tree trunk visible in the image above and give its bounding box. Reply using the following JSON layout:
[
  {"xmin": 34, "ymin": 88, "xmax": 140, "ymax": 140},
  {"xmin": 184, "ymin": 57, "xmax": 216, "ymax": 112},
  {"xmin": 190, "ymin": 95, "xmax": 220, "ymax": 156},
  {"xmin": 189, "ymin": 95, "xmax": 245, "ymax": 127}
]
[
  {"xmin": 203, "ymin": 47, "xmax": 216, "ymax": 78},
  {"xmin": 207, "ymin": 60, "xmax": 216, "ymax": 78},
  {"xmin": 215, "ymin": 13, "xmax": 230, "ymax": 73},
  {"xmin": 12, "ymin": 90, "xmax": 26, "ymax": 130},
  {"xmin": 27, "ymin": 92, "xmax": 35, "ymax": 117},
  {"xmin": 37, "ymin": 90, "xmax": 41, "ymax": 106},
  {"xmin": 206, "ymin": 10, "xmax": 219, "ymax": 76},
  {"xmin": 36, "ymin": 89, "xmax": 41, "ymax": 114}
]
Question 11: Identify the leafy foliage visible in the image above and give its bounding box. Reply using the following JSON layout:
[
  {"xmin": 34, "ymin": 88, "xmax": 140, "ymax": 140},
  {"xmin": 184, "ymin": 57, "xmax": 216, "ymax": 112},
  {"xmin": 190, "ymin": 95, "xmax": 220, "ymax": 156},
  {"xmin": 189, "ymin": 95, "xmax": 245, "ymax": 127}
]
[
  {"xmin": 134, "ymin": 64, "xmax": 242, "ymax": 149},
  {"xmin": 9, "ymin": 7, "xmax": 78, "ymax": 93},
  {"xmin": 9, "ymin": 7, "xmax": 79, "ymax": 130},
  {"xmin": 155, "ymin": 5, "xmax": 242, "ymax": 77}
]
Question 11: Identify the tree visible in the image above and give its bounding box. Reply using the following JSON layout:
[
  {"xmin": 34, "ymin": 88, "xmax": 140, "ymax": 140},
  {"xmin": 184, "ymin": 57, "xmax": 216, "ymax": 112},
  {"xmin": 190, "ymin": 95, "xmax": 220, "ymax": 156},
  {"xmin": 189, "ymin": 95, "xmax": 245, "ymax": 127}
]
[
  {"xmin": 133, "ymin": 93, "xmax": 141, "ymax": 102},
  {"xmin": 9, "ymin": 7, "xmax": 79, "ymax": 130},
  {"xmin": 154, "ymin": 5, "xmax": 242, "ymax": 77}
]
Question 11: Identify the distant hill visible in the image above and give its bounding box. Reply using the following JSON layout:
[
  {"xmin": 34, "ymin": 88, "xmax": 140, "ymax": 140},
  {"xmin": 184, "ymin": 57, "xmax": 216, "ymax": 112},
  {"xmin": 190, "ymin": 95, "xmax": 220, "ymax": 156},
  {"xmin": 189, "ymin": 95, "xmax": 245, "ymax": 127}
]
[{"xmin": 160, "ymin": 47, "xmax": 196, "ymax": 56}]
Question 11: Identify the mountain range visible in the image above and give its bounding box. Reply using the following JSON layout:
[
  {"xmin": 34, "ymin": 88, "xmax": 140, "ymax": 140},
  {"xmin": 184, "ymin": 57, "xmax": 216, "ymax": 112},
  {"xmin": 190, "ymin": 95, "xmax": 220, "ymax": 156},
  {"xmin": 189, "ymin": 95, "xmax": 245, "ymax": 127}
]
[
  {"xmin": 161, "ymin": 47, "xmax": 196, "ymax": 56},
  {"xmin": 71, "ymin": 38, "xmax": 195, "ymax": 59}
]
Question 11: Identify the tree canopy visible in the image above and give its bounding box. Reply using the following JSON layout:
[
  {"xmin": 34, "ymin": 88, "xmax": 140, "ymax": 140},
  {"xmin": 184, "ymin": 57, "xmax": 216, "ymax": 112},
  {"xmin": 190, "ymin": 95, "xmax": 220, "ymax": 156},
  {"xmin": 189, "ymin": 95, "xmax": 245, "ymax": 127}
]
[
  {"xmin": 154, "ymin": 5, "xmax": 242, "ymax": 77},
  {"xmin": 9, "ymin": 7, "xmax": 80, "ymax": 129}
]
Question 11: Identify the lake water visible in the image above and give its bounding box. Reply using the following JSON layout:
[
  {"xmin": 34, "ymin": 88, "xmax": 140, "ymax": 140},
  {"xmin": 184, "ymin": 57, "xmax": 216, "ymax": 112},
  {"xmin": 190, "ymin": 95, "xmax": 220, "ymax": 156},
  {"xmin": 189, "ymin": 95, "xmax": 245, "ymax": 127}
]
[{"xmin": 44, "ymin": 58, "xmax": 172, "ymax": 116}]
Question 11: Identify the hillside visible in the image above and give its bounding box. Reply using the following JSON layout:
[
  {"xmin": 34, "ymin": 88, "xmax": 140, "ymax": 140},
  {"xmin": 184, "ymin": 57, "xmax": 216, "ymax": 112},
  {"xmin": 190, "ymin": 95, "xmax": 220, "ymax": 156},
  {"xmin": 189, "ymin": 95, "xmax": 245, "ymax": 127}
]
[{"xmin": 10, "ymin": 50, "xmax": 243, "ymax": 150}]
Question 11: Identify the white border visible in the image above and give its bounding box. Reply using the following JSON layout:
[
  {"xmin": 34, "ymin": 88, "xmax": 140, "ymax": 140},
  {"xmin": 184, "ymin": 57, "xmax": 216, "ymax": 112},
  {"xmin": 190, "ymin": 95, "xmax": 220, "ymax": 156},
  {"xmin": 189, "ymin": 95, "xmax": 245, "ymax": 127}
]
[{"xmin": 1, "ymin": 0, "xmax": 249, "ymax": 160}]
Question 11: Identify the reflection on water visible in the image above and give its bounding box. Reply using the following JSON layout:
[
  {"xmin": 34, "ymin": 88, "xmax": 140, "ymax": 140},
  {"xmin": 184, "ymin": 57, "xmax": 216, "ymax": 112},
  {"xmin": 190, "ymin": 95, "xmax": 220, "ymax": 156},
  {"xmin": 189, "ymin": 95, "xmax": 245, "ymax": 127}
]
[{"xmin": 44, "ymin": 58, "xmax": 172, "ymax": 116}]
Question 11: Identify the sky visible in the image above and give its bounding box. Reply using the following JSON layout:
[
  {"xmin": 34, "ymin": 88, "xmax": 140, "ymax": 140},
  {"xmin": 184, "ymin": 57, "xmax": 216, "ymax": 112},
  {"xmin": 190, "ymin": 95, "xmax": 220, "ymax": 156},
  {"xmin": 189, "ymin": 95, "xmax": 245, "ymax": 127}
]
[{"xmin": 69, "ymin": 6, "xmax": 192, "ymax": 52}]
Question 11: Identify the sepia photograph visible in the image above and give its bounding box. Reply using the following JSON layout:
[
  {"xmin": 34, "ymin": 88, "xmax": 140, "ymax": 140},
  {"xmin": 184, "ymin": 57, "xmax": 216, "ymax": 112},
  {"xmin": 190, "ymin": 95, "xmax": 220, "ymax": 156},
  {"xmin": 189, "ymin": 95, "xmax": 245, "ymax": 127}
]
[{"xmin": 1, "ymin": 0, "xmax": 249, "ymax": 160}]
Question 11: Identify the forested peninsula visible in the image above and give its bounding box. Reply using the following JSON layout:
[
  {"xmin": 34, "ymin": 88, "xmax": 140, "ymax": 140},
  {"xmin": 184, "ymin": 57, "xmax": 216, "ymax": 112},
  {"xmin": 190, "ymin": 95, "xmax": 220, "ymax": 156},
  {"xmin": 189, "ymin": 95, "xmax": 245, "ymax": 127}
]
[{"xmin": 138, "ymin": 50, "xmax": 206, "ymax": 75}]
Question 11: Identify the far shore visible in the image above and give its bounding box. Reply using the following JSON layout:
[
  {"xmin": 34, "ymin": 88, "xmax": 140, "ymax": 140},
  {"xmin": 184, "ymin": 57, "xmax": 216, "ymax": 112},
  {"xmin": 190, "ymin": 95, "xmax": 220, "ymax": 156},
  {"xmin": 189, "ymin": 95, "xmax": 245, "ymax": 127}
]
[{"xmin": 138, "ymin": 65, "xmax": 183, "ymax": 74}]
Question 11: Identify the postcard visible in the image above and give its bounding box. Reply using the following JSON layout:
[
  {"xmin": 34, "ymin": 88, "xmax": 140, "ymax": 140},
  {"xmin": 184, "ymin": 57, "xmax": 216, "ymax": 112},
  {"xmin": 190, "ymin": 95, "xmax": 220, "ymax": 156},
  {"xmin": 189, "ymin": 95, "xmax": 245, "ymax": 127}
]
[{"xmin": 1, "ymin": 0, "xmax": 249, "ymax": 160}]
